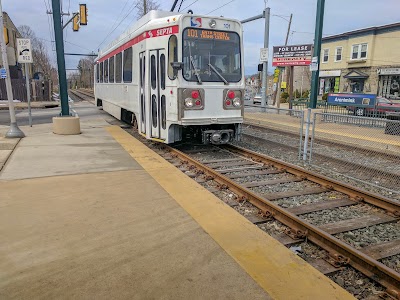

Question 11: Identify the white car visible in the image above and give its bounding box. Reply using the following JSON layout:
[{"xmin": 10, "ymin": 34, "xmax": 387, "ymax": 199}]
[{"xmin": 253, "ymin": 94, "xmax": 262, "ymax": 104}]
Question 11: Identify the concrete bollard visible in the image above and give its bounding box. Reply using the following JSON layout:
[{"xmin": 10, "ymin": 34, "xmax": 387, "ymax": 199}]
[{"xmin": 53, "ymin": 116, "xmax": 81, "ymax": 135}]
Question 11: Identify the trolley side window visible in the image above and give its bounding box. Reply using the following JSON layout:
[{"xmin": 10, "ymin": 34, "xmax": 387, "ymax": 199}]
[
  {"xmin": 96, "ymin": 64, "xmax": 99, "ymax": 83},
  {"xmin": 168, "ymin": 35, "xmax": 178, "ymax": 80},
  {"xmin": 123, "ymin": 48, "xmax": 133, "ymax": 83},
  {"xmin": 100, "ymin": 62, "xmax": 104, "ymax": 83},
  {"xmin": 104, "ymin": 59, "xmax": 109, "ymax": 83},
  {"xmin": 160, "ymin": 54, "xmax": 166, "ymax": 90},
  {"xmin": 109, "ymin": 56, "xmax": 115, "ymax": 83},
  {"xmin": 151, "ymin": 55, "xmax": 156, "ymax": 90},
  {"xmin": 116, "ymin": 52, "xmax": 122, "ymax": 83}
]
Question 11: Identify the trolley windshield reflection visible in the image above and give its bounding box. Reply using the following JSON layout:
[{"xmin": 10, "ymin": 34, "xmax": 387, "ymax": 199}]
[{"xmin": 182, "ymin": 28, "xmax": 242, "ymax": 83}]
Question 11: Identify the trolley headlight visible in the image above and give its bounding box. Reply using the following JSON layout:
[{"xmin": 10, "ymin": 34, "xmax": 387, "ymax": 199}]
[
  {"xmin": 184, "ymin": 98, "xmax": 194, "ymax": 108},
  {"xmin": 233, "ymin": 97, "xmax": 241, "ymax": 107},
  {"xmin": 209, "ymin": 19, "xmax": 217, "ymax": 28}
]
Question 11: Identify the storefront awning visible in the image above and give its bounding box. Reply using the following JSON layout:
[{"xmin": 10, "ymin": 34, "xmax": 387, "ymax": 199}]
[{"xmin": 344, "ymin": 70, "xmax": 369, "ymax": 79}]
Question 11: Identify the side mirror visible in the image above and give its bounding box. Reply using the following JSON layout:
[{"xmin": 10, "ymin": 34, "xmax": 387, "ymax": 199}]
[{"xmin": 170, "ymin": 62, "xmax": 183, "ymax": 79}]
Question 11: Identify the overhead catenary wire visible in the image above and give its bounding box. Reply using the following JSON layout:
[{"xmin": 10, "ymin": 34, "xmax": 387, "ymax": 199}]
[
  {"xmin": 206, "ymin": 0, "xmax": 235, "ymax": 15},
  {"xmin": 180, "ymin": 0, "xmax": 199, "ymax": 12},
  {"xmin": 96, "ymin": 0, "xmax": 138, "ymax": 50}
]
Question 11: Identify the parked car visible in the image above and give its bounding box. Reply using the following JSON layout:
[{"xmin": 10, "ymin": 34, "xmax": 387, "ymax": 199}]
[
  {"xmin": 347, "ymin": 96, "xmax": 400, "ymax": 116},
  {"xmin": 253, "ymin": 94, "xmax": 262, "ymax": 104}
]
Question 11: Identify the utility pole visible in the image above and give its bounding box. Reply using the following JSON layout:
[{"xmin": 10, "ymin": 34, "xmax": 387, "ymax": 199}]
[
  {"xmin": 309, "ymin": 0, "xmax": 325, "ymax": 108},
  {"xmin": 260, "ymin": 7, "xmax": 270, "ymax": 108},
  {"xmin": 0, "ymin": 0, "xmax": 25, "ymax": 138},
  {"xmin": 143, "ymin": 0, "xmax": 147, "ymax": 15},
  {"xmin": 51, "ymin": 0, "xmax": 70, "ymax": 116},
  {"xmin": 274, "ymin": 13, "xmax": 292, "ymax": 107}
]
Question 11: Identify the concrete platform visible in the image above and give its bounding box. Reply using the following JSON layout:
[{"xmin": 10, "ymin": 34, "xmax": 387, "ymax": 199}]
[{"xmin": 0, "ymin": 111, "xmax": 353, "ymax": 299}]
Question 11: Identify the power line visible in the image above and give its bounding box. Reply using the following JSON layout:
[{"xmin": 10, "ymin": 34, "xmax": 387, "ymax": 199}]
[
  {"xmin": 178, "ymin": 0, "xmax": 185, "ymax": 12},
  {"xmin": 181, "ymin": 0, "xmax": 199, "ymax": 12},
  {"xmin": 96, "ymin": 1, "xmax": 139, "ymax": 50},
  {"xmin": 206, "ymin": 0, "xmax": 235, "ymax": 15}
]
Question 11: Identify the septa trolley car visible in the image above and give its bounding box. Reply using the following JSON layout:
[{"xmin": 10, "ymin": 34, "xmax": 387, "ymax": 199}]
[{"xmin": 95, "ymin": 10, "xmax": 244, "ymax": 144}]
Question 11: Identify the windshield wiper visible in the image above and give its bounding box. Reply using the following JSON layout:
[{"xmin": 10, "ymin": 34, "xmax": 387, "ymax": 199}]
[
  {"xmin": 208, "ymin": 63, "xmax": 228, "ymax": 85},
  {"xmin": 190, "ymin": 56, "xmax": 202, "ymax": 84}
]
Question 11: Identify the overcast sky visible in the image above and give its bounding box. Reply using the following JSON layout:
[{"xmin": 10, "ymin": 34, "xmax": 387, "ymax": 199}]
[{"xmin": 5, "ymin": 0, "xmax": 400, "ymax": 75}]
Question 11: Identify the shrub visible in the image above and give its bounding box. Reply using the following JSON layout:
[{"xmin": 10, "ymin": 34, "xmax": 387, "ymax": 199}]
[
  {"xmin": 280, "ymin": 92, "xmax": 289, "ymax": 103},
  {"xmin": 302, "ymin": 90, "xmax": 310, "ymax": 98},
  {"xmin": 322, "ymin": 93, "xmax": 328, "ymax": 101}
]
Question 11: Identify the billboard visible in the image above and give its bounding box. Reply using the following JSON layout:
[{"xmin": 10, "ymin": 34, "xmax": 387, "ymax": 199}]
[
  {"xmin": 272, "ymin": 44, "xmax": 313, "ymax": 66},
  {"xmin": 327, "ymin": 93, "xmax": 376, "ymax": 106}
]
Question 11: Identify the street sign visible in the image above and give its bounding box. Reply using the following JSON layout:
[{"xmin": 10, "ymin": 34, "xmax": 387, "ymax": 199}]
[
  {"xmin": 0, "ymin": 68, "xmax": 6, "ymax": 79},
  {"xmin": 272, "ymin": 44, "xmax": 312, "ymax": 66},
  {"xmin": 16, "ymin": 38, "xmax": 33, "ymax": 63},
  {"xmin": 260, "ymin": 48, "xmax": 269, "ymax": 62},
  {"xmin": 310, "ymin": 56, "xmax": 318, "ymax": 71}
]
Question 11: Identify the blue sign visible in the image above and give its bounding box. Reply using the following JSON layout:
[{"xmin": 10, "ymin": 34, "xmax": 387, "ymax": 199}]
[
  {"xmin": 0, "ymin": 68, "xmax": 6, "ymax": 79},
  {"xmin": 327, "ymin": 93, "xmax": 376, "ymax": 107}
]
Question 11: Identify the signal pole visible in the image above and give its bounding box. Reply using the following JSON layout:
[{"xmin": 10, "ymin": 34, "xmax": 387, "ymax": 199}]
[
  {"xmin": 260, "ymin": 7, "xmax": 270, "ymax": 109},
  {"xmin": 51, "ymin": 0, "xmax": 69, "ymax": 116},
  {"xmin": 309, "ymin": 0, "xmax": 325, "ymax": 108},
  {"xmin": 0, "ymin": 0, "xmax": 25, "ymax": 138}
]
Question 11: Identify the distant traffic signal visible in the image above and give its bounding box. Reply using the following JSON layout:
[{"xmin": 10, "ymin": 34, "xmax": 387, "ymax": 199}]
[
  {"xmin": 3, "ymin": 27, "xmax": 8, "ymax": 45},
  {"xmin": 73, "ymin": 14, "xmax": 80, "ymax": 31},
  {"xmin": 80, "ymin": 4, "xmax": 88, "ymax": 25}
]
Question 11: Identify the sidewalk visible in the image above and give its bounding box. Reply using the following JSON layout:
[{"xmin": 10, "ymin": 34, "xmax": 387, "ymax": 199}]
[
  {"xmin": 0, "ymin": 101, "xmax": 59, "ymax": 110},
  {"xmin": 0, "ymin": 112, "xmax": 352, "ymax": 299},
  {"xmin": 0, "ymin": 117, "xmax": 271, "ymax": 299}
]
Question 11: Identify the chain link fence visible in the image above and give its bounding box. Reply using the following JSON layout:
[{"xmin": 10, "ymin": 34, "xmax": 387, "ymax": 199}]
[
  {"xmin": 244, "ymin": 104, "xmax": 304, "ymax": 159},
  {"xmin": 308, "ymin": 112, "xmax": 400, "ymax": 193}
]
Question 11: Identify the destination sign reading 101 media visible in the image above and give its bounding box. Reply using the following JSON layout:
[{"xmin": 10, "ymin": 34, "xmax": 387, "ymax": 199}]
[{"xmin": 186, "ymin": 29, "xmax": 232, "ymax": 41}]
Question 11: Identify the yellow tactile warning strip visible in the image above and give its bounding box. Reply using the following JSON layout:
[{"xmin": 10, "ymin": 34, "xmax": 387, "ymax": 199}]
[
  {"xmin": 107, "ymin": 126, "xmax": 355, "ymax": 300},
  {"xmin": 245, "ymin": 114, "xmax": 400, "ymax": 147}
]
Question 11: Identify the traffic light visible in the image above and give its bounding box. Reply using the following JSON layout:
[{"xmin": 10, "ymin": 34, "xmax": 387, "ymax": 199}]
[
  {"xmin": 3, "ymin": 27, "xmax": 8, "ymax": 45},
  {"xmin": 73, "ymin": 14, "xmax": 80, "ymax": 31},
  {"xmin": 80, "ymin": 4, "xmax": 87, "ymax": 25}
]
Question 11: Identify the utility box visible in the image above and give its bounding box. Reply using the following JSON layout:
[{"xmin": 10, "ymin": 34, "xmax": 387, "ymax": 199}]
[{"xmin": 385, "ymin": 112, "xmax": 400, "ymax": 136}]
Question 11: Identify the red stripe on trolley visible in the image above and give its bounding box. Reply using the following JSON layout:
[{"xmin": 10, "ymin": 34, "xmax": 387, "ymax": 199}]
[{"xmin": 97, "ymin": 25, "xmax": 179, "ymax": 63}]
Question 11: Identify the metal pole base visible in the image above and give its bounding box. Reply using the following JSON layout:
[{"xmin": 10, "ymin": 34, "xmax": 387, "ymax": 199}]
[{"xmin": 5, "ymin": 122, "xmax": 25, "ymax": 138}]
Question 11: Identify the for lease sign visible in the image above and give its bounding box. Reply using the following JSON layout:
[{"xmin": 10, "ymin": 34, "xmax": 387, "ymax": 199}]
[{"xmin": 272, "ymin": 44, "xmax": 312, "ymax": 66}]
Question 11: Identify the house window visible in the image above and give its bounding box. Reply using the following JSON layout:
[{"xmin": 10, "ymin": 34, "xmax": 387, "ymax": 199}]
[
  {"xmin": 351, "ymin": 43, "xmax": 367, "ymax": 60},
  {"xmin": 323, "ymin": 49, "xmax": 329, "ymax": 63},
  {"xmin": 335, "ymin": 47, "xmax": 342, "ymax": 62}
]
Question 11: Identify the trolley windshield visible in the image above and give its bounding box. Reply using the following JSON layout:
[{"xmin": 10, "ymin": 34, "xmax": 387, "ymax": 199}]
[{"xmin": 182, "ymin": 28, "xmax": 241, "ymax": 83}]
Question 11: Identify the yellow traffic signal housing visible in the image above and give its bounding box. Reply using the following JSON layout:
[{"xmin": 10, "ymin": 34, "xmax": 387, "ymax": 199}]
[
  {"xmin": 3, "ymin": 27, "xmax": 8, "ymax": 45},
  {"xmin": 80, "ymin": 4, "xmax": 87, "ymax": 25},
  {"xmin": 73, "ymin": 14, "xmax": 80, "ymax": 31}
]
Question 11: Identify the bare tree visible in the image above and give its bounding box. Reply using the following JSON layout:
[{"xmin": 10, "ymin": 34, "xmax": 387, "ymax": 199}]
[
  {"xmin": 77, "ymin": 57, "xmax": 95, "ymax": 88},
  {"xmin": 135, "ymin": 0, "xmax": 160, "ymax": 19}
]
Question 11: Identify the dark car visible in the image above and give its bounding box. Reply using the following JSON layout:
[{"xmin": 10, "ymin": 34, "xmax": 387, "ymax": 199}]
[{"xmin": 348, "ymin": 97, "xmax": 400, "ymax": 116}]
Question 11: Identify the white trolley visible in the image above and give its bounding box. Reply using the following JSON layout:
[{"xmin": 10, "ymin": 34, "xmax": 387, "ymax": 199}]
[{"xmin": 95, "ymin": 10, "xmax": 244, "ymax": 144}]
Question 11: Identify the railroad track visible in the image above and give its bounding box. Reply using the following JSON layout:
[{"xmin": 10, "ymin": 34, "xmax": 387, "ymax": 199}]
[
  {"xmin": 241, "ymin": 124, "xmax": 400, "ymax": 194},
  {"xmin": 69, "ymin": 89, "xmax": 95, "ymax": 103},
  {"xmin": 242, "ymin": 132, "xmax": 400, "ymax": 190},
  {"xmin": 139, "ymin": 140, "xmax": 400, "ymax": 298}
]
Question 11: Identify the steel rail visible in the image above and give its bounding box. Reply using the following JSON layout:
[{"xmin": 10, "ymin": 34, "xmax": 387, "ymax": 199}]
[
  {"xmin": 166, "ymin": 145, "xmax": 400, "ymax": 297},
  {"xmin": 226, "ymin": 145, "xmax": 400, "ymax": 216}
]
